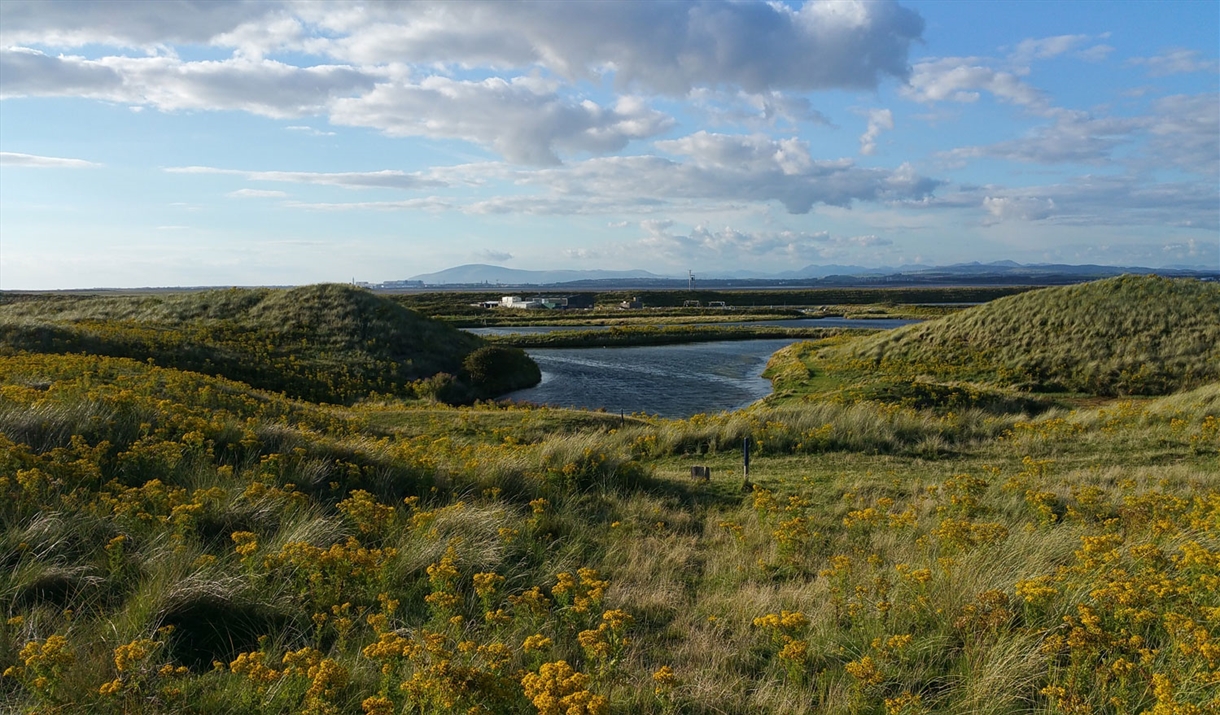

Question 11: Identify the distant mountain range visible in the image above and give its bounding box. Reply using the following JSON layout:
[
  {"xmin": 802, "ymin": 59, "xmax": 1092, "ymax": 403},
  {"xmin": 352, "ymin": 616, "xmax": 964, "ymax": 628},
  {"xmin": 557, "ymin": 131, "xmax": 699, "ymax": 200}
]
[
  {"xmin": 407, "ymin": 261, "xmax": 1218, "ymax": 287},
  {"xmin": 409, "ymin": 265, "xmax": 664, "ymax": 285}
]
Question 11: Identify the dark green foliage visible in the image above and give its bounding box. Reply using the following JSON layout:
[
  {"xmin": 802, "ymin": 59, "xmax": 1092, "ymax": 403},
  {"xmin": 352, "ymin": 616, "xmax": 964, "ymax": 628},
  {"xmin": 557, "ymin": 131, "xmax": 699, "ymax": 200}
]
[{"xmin": 463, "ymin": 346, "xmax": 541, "ymax": 397}]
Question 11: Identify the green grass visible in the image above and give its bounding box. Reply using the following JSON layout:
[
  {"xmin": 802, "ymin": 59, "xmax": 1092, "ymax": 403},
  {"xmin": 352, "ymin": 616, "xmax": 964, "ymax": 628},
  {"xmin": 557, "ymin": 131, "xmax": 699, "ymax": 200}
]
[
  {"xmin": 0, "ymin": 276, "xmax": 1216, "ymax": 714},
  {"xmin": 828, "ymin": 275, "xmax": 1220, "ymax": 396},
  {"xmin": 0, "ymin": 285, "xmax": 539, "ymax": 404}
]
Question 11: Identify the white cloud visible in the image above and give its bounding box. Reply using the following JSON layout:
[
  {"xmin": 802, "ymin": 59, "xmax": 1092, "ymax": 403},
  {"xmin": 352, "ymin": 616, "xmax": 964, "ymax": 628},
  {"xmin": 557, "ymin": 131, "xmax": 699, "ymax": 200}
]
[
  {"xmin": 1127, "ymin": 49, "xmax": 1219, "ymax": 77},
  {"xmin": 6, "ymin": 1, "xmax": 924, "ymax": 96},
  {"xmin": 932, "ymin": 175, "xmax": 1220, "ymax": 231},
  {"xmin": 281, "ymin": 197, "xmax": 453, "ymax": 212},
  {"xmin": 0, "ymin": 49, "xmax": 378, "ymax": 118},
  {"xmin": 328, "ymin": 78, "xmax": 674, "ymax": 165},
  {"xmin": 901, "ymin": 56, "xmax": 1046, "ymax": 109},
  {"xmin": 0, "ymin": 151, "xmax": 100, "ymax": 168},
  {"xmin": 1010, "ymin": 35, "xmax": 1091, "ymax": 64},
  {"xmin": 0, "ymin": 0, "xmax": 276, "ymax": 47},
  {"xmin": 982, "ymin": 196, "xmax": 1056, "ymax": 223},
  {"xmin": 285, "ymin": 125, "xmax": 335, "ymax": 136},
  {"xmin": 688, "ymin": 88, "xmax": 830, "ymax": 129},
  {"xmin": 1076, "ymin": 45, "xmax": 1114, "ymax": 62},
  {"xmin": 859, "ymin": 109, "xmax": 894, "ymax": 156},
  {"xmin": 475, "ymin": 249, "xmax": 513, "ymax": 263},
  {"xmin": 942, "ymin": 109, "xmax": 1141, "ymax": 165},
  {"xmin": 1144, "ymin": 93, "xmax": 1220, "ymax": 176},
  {"xmin": 937, "ymin": 92, "xmax": 1218, "ymax": 175},
  {"xmin": 226, "ymin": 189, "xmax": 288, "ymax": 198},
  {"xmin": 166, "ymin": 166, "xmax": 445, "ymax": 190},
  {"xmin": 521, "ymin": 133, "xmax": 940, "ymax": 214},
  {"xmin": 306, "ymin": 0, "xmax": 924, "ymax": 94}
]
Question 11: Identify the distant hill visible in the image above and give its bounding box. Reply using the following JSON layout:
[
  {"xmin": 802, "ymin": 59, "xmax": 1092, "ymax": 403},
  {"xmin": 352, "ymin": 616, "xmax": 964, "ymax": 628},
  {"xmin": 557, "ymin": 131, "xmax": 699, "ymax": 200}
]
[
  {"xmin": 410, "ymin": 264, "xmax": 664, "ymax": 285},
  {"xmin": 401, "ymin": 260, "xmax": 1217, "ymax": 288},
  {"xmin": 832, "ymin": 275, "xmax": 1220, "ymax": 395},
  {"xmin": 0, "ymin": 285, "xmax": 539, "ymax": 403}
]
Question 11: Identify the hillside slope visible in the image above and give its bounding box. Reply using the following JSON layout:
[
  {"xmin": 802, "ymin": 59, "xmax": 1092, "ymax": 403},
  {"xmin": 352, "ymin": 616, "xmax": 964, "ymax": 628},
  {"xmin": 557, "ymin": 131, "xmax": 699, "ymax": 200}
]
[
  {"xmin": 0, "ymin": 285, "xmax": 539, "ymax": 403},
  {"xmin": 828, "ymin": 275, "xmax": 1220, "ymax": 395}
]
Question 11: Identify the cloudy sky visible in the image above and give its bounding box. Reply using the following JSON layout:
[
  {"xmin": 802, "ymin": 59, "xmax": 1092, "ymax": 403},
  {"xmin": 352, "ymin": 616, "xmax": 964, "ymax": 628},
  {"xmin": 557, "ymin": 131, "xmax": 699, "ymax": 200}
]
[{"xmin": 1, "ymin": 0, "xmax": 1217, "ymax": 288}]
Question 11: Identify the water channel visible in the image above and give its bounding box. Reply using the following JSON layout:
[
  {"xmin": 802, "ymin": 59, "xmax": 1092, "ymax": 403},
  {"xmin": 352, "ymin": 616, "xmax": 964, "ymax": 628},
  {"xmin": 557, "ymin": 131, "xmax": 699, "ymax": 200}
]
[{"xmin": 490, "ymin": 318, "xmax": 919, "ymax": 418}]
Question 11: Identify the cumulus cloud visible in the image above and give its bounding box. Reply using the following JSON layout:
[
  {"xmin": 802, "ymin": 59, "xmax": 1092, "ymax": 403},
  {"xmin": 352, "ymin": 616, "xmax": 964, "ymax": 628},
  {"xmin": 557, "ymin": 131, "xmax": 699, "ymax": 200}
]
[
  {"xmin": 306, "ymin": 0, "xmax": 924, "ymax": 94},
  {"xmin": 0, "ymin": 151, "xmax": 100, "ymax": 168},
  {"xmin": 0, "ymin": 0, "xmax": 276, "ymax": 47},
  {"xmin": 982, "ymin": 196, "xmax": 1056, "ymax": 223},
  {"xmin": 510, "ymin": 132, "xmax": 940, "ymax": 214},
  {"xmin": 1127, "ymin": 49, "xmax": 1219, "ymax": 76},
  {"xmin": 859, "ymin": 109, "xmax": 893, "ymax": 156},
  {"xmin": 0, "ymin": 2, "xmax": 929, "ymax": 165},
  {"xmin": 328, "ymin": 78, "xmax": 674, "ymax": 165},
  {"xmin": 0, "ymin": 49, "xmax": 377, "ymax": 118},
  {"xmin": 1, "ymin": 48, "xmax": 671, "ymax": 164},
  {"xmin": 165, "ymin": 166, "xmax": 445, "ymax": 190},
  {"xmin": 901, "ymin": 56, "xmax": 1046, "ymax": 108},
  {"xmin": 5, "ymin": 1, "xmax": 924, "ymax": 95}
]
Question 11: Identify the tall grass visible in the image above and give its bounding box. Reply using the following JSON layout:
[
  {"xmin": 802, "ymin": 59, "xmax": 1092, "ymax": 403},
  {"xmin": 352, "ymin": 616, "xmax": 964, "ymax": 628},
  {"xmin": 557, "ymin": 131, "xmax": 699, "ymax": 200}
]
[
  {"xmin": 0, "ymin": 280, "xmax": 1217, "ymax": 713},
  {"xmin": 829, "ymin": 275, "xmax": 1220, "ymax": 395}
]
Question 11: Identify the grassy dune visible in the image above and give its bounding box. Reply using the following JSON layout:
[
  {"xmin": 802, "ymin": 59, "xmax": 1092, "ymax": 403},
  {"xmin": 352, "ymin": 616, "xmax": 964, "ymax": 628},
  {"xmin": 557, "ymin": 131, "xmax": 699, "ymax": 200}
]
[
  {"xmin": 829, "ymin": 276, "xmax": 1220, "ymax": 395},
  {"xmin": 0, "ymin": 277, "xmax": 1216, "ymax": 714},
  {"xmin": 0, "ymin": 285, "xmax": 538, "ymax": 404}
]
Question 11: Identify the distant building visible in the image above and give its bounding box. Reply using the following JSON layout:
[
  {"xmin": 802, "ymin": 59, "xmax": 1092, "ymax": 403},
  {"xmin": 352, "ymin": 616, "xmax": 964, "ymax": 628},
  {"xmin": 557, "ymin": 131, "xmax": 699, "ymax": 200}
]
[
  {"xmin": 378, "ymin": 280, "xmax": 425, "ymax": 289},
  {"xmin": 500, "ymin": 296, "xmax": 544, "ymax": 309},
  {"xmin": 619, "ymin": 297, "xmax": 643, "ymax": 309},
  {"xmin": 563, "ymin": 294, "xmax": 595, "ymax": 309}
]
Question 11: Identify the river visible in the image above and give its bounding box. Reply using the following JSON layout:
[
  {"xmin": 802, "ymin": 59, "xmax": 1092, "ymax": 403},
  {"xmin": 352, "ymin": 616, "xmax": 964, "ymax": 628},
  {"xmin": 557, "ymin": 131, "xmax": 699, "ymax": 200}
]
[{"xmin": 489, "ymin": 318, "xmax": 918, "ymax": 418}]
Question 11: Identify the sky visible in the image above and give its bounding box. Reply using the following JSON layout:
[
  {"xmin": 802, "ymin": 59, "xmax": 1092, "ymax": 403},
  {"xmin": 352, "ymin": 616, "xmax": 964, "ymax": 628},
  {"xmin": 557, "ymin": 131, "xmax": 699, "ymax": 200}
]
[{"xmin": 0, "ymin": 0, "xmax": 1217, "ymax": 289}]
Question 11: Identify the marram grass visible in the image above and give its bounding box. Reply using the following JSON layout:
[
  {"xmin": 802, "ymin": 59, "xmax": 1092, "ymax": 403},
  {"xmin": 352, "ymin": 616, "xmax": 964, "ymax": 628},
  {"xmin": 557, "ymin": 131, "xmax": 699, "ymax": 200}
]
[{"xmin": 0, "ymin": 277, "xmax": 1217, "ymax": 714}]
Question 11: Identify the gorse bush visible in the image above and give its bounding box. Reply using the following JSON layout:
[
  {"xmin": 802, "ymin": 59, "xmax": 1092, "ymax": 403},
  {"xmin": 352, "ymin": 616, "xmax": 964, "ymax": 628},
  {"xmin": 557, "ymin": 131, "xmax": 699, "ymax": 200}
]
[{"xmin": 0, "ymin": 278, "xmax": 1216, "ymax": 713}]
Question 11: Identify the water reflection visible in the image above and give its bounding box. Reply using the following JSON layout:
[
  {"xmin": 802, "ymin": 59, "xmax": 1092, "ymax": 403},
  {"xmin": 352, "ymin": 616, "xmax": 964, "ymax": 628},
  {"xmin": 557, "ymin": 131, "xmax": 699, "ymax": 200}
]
[{"xmin": 502, "ymin": 339, "xmax": 808, "ymax": 418}]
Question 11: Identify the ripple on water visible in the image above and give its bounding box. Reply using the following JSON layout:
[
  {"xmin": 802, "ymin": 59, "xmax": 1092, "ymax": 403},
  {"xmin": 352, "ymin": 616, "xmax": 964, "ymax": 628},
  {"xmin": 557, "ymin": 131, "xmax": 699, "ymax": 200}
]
[{"xmin": 501, "ymin": 338, "xmax": 806, "ymax": 418}]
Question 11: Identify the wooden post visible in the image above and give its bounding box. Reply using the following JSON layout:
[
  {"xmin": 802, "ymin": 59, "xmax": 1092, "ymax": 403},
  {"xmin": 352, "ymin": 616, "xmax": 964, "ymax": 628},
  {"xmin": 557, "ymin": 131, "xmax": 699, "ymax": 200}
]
[{"xmin": 743, "ymin": 437, "xmax": 751, "ymax": 478}]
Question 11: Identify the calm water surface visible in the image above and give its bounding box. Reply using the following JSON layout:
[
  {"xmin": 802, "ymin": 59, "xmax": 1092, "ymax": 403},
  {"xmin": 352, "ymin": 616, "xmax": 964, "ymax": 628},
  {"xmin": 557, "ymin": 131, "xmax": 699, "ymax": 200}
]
[{"xmin": 502, "ymin": 339, "xmax": 808, "ymax": 418}]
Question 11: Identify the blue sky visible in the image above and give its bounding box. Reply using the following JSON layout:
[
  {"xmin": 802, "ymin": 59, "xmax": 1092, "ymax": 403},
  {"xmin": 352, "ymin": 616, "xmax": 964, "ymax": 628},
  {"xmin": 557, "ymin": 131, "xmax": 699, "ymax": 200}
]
[{"xmin": 1, "ymin": 0, "xmax": 1216, "ymax": 289}]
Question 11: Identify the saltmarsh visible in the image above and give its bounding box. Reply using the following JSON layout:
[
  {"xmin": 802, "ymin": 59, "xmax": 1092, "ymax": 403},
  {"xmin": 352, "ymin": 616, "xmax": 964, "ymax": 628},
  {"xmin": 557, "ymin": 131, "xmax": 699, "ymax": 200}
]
[{"xmin": 0, "ymin": 277, "xmax": 1217, "ymax": 714}]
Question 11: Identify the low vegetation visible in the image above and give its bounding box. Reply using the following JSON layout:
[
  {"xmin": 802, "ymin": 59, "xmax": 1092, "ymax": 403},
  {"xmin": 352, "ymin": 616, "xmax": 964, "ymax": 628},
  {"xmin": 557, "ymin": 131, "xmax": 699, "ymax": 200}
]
[
  {"xmin": 0, "ymin": 285, "xmax": 540, "ymax": 404},
  {"xmin": 486, "ymin": 325, "xmax": 850, "ymax": 349},
  {"xmin": 0, "ymin": 276, "xmax": 1215, "ymax": 714},
  {"xmin": 826, "ymin": 276, "xmax": 1220, "ymax": 396}
]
